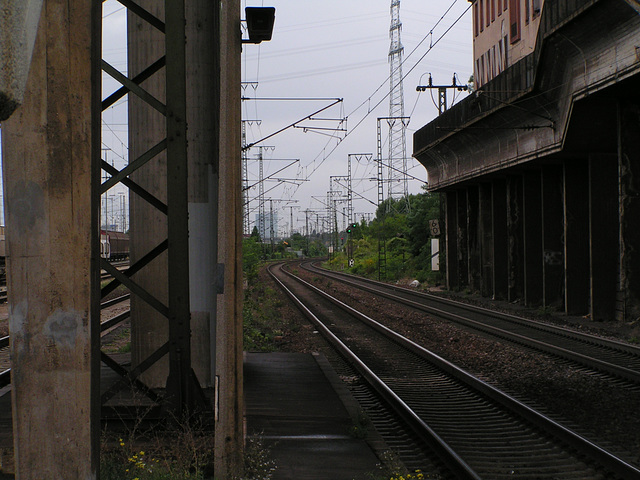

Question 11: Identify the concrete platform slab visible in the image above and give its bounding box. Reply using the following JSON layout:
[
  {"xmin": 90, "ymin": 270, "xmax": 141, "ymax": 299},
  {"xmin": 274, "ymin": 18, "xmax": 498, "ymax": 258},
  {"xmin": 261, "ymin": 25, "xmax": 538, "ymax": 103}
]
[
  {"xmin": 2, "ymin": 351, "xmax": 385, "ymax": 479},
  {"xmin": 244, "ymin": 352, "xmax": 383, "ymax": 480}
]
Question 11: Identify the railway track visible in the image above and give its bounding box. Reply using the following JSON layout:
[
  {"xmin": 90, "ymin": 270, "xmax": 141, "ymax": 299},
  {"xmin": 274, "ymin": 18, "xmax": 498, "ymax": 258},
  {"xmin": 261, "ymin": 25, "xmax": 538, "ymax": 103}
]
[
  {"xmin": 101, "ymin": 261, "xmax": 130, "ymax": 281},
  {"xmin": 0, "ymin": 260, "xmax": 129, "ymax": 301},
  {"xmin": 0, "ymin": 294, "xmax": 131, "ymax": 388},
  {"xmin": 299, "ymin": 261, "xmax": 640, "ymax": 387},
  {"xmin": 269, "ymin": 261, "xmax": 640, "ymax": 479}
]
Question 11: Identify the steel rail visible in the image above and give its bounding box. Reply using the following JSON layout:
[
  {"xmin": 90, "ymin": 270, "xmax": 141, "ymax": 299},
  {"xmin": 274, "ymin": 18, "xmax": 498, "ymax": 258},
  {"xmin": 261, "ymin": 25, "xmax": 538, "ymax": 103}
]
[
  {"xmin": 271, "ymin": 262, "xmax": 640, "ymax": 479},
  {"xmin": 300, "ymin": 262, "xmax": 640, "ymax": 384},
  {"xmin": 267, "ymin": 262, "xmax": 481, "ymax": 480},
  {"xmin": 0, "ymin": 369, "xmax": 8, "ymax": 389},
  {"xmin": 308, "ymin": 262, "xmax": 640, "ymax": 356},
  {"xmin": 100, "ymin": 293, "xmax": 131, "ymax": 309},
  {"xmin": 100, "ymin": 310, "xmax": 131, "ymax": 334}
]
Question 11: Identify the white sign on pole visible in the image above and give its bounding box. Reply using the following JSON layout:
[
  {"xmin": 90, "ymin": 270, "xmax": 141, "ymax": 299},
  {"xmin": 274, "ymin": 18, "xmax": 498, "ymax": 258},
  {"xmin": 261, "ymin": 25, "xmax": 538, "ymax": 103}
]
[{"xmin": 431, "ymin": 238, "xmax": 440, "ymax": 271}]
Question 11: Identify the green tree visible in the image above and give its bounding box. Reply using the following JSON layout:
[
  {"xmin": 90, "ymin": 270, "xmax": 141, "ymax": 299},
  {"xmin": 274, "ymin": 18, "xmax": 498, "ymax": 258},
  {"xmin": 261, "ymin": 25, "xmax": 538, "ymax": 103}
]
[
  {"xmin": 242, "ymin": 235, "xmax": 263, "ymax": 283},
  {"xmin": 306, "ymin": 239, "xmax": 328, "ymax": 257},
  {"xmin": 250, "ymin": 225, "xmax": 261, "ymax": 242}
]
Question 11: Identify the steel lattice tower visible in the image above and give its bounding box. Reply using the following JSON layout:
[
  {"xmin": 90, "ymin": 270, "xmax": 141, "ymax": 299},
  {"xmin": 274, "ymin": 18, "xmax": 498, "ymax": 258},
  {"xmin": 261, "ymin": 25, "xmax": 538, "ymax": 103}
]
[
  {"xmin": 242, "ymin": 121, "xmax": 250, "ymax": 235},
  {"xmin": 387, "ymin": 0, "xmax": 409, "ymax": 203}
]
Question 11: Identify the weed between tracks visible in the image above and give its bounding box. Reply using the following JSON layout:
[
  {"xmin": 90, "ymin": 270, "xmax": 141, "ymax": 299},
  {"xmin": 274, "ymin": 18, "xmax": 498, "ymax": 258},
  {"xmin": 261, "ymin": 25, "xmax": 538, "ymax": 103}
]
[
  {"xmin": 102, "ymin": 327, "xmax": 131, "ymax": 354},
  {"xmin": 243, "ymin": 280, "xmax": 299, "ymax": 352}
]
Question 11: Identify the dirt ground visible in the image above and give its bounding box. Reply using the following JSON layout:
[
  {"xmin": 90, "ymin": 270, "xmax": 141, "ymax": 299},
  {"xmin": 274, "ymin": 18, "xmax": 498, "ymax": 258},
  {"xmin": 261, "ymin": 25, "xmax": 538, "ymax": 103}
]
[{"xmin": 0, "ymin": 305, "xmax": 7, "ymax": 337}]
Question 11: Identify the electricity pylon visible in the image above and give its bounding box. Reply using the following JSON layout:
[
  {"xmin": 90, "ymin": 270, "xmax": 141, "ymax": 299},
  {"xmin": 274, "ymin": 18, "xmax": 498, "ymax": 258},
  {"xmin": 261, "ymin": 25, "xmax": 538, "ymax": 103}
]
[{"xmin": 388, "ymin": 0, "xmax": 409, "ymax": 205}]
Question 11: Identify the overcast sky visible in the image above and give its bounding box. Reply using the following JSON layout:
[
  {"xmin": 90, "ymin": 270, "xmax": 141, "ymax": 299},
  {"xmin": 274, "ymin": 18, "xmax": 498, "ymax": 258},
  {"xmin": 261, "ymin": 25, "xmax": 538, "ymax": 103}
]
[
  {"xmin": 240, "ymin": 0, "xmax": 473, "ymax": 233},
  {"xmin": 1, "ymin": 0, "xmax": 473, "ymax": 232}
]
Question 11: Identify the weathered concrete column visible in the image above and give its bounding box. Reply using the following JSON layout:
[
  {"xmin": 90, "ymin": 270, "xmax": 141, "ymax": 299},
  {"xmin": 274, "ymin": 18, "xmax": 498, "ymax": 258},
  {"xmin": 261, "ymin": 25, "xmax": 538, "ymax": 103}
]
[
  {"xmin": 479, "ymin": 183, "xmax": 494, "ymax": 297},
  {"xmin": 589, "ymin": 154, "xmax": 618, "ymax": 321},
  {"xmin": 542, "ymin": 166, "xmax": 565, "ymax": 309},
  {"xmin": 467, "ymin": 186, "xmax": 481, "ymax": 293},
  {"xmin": 128, "ymin": 0, "xmax": 214, "ymax": 401},
  {"xmin": 619, "ymin": 102, "xmax": 640, "ymax": 322},
  {"xmin": 0, "ymin": 0, "xmax": 44, "ymax": 120},
  {"xmin": 456, "ymin": 190, "xmax": 469, "ymax": 290},
  {"xmin": 1, "ymin": 0, "xmax": 100, "ymax": 477},
  {"xmin": 445, "ymin": 191, "xmax": 459, "ymax": 291},
  {"xmin": 492, "ymin": 179, "xmax": 508, "ymax": 300},
  {"xmin": 523, "ymin": 170, "xmax": 543, "ymax": 307},
  {"xmin": 564, "ymin": 158, "xmax": 590, "ymax": 315},
  {"xmin": 214, "ymin": 0, "xmax": 244, "ymax": 476},
  {"xmin": 507, "ymin": 175, "xmax": 524, "ymax": 303},
  {"xmin": 186, "ymin": 0, "xmax": 219, "ymax": 388}
]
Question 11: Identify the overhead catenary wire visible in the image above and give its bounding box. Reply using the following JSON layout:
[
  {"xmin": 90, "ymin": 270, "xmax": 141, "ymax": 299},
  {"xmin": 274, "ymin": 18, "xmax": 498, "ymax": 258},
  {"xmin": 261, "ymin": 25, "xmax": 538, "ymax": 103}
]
[
  {"xmin": 301, "ymin": 1, "xmax": 471, "ymax": 181},
  {"xmin": 242, "ymin": 1, "xmax": 470, "ymax": 213}
]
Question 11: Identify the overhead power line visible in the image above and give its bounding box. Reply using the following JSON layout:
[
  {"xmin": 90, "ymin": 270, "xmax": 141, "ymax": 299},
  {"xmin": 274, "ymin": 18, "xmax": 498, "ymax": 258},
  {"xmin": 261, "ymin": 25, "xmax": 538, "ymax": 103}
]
[{"xmin": 301, "ymin": 1, "xmax": 472, "ymax": 181}]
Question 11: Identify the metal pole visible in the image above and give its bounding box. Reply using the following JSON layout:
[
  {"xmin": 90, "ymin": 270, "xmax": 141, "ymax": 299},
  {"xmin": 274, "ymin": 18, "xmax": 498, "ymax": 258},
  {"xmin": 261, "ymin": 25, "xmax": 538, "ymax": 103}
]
[
  {"xmin": 305, "ymin": 210, "xmax": 309, "ymax": 254},
  {"xmin": 242, "ymin": 121, "xmax": 250, "ymax": 235},
  {"xmin": 165, "ymin": 0, "xmax": 193, "ymax": 413},
  {"xmin": 270, "ymin": 199, "xmax": 274, "ymax": 253},
  {"xmin": 290, "ymin": 206, "xmax": 294, "ymax": 237},
  {"xmin": 259, "ymin": 148, "xmax": 265, "ymax": 241}
]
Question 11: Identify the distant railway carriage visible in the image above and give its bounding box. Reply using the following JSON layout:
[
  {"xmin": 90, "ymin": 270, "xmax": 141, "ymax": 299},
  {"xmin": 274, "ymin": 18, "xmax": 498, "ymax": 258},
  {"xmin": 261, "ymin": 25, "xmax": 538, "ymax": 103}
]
[
  {"xmin": 100, "ymin": 230, "xmax": 129, "ymax": 260},
  {"xmin": 0, "ymin": 230, "xmax": 127, "ymax": 280},
  {"xmin": 0, "ymin": 234, "xmax": 5, "ymax": 279}
]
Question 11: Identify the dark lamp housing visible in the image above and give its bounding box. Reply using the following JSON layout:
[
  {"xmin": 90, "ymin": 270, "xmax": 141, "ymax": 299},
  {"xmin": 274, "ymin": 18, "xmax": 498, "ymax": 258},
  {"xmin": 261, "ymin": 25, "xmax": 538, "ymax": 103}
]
[{"xmin": 245, "ymin": 7, "xmax": 275, "ymax": 44}]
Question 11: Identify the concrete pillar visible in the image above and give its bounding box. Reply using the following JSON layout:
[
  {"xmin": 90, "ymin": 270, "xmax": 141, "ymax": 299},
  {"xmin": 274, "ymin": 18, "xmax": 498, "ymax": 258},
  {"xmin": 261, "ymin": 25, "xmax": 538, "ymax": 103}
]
[
  {"xmin": 128, "ymin": 1, "xmax": 169, "ymax": 387},
  {"xmin": 457, "ymin": 190, "xmax": 469, "ymax": 290},
  {"xmin": 589, "ymin": 154, "xmax": 618, "ymax": 321},
  {"xmin": 214, "ymin": 0, "xmax": 244, "ymax": 476},
  {"xmin": 1, "ymin": 1, "xmax": 99, "ymax": 477},
  {"xmin": 0, "ymin": 0, "xmax": 44, "ymax": 120},
  {"xmin": 619, "ymin": 101, "xmax": 640, "ymax": 321},
  {"xmin": 467, "ymin": 186, "xmax": 481, "ymax": 293},
  {"xmin": 542, "ymin": 166, "xmax": 565, "ymax": 309},
  {"xmin": 186, "ymin": 0, "xmax": 219, "ymax": 388},
  {"xmin": 523, "ymin": 170, "xmax": 543, "ymax": 306},
  {"xmin": 445, "ymin": 191, "xmax": 459, "ymax": 291},
  {"xmin": 127, "ymin": 0, "xmax": 213, "ymax": 404},
  {"xmin": 492, "ymin": 179, "xmax": 508, "ymax": 300},
  {"xmin": 564, "ymin": 158, "xmax": 590, "ymax": 315},
  {"xmin": 507, "ymin": 175, "xmax": 524, "ymax": 303},
  {"xmin": 479, "ymin": 183, "xmax": 494, "ymax": 297}
]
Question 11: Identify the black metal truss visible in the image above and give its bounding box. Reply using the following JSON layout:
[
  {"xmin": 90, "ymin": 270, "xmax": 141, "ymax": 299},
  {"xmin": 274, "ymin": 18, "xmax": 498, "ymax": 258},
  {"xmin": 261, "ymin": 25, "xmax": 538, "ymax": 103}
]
[{"xmin": 97, "ymin": 0, "xmax": 202, "ymax": 415}]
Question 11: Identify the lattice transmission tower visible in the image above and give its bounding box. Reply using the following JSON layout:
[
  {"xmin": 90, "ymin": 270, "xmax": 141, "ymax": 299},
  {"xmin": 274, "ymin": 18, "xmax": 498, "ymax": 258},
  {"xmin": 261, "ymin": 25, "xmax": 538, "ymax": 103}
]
[{"xmin": 387, "ymin": 0, "xmax": 409, "ymax": 205}]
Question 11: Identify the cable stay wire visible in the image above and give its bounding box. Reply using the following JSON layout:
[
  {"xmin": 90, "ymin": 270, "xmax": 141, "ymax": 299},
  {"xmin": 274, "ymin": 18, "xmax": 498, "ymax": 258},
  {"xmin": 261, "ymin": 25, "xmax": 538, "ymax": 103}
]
[
  {"xmin": 242, "ymin": 98, "xmax": 343, "ymax": 151},
  {"xmin": 346, "ymin": 0, "xmax": 462, "ymax": 119},
  {"xmin": 244, "ymin": 1, "xmax": 469, "ymax": 206}
]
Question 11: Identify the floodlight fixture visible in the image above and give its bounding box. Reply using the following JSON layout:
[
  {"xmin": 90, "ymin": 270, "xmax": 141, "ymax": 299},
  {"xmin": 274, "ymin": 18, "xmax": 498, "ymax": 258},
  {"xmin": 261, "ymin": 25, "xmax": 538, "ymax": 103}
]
[{"xmin": 243, "ymin": 7, "xmax": 275, "ymax": 44}]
